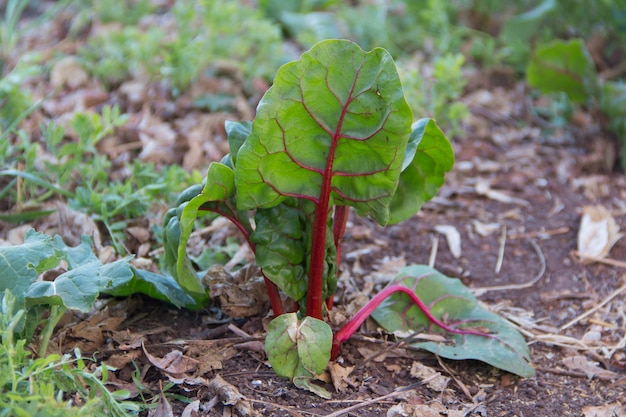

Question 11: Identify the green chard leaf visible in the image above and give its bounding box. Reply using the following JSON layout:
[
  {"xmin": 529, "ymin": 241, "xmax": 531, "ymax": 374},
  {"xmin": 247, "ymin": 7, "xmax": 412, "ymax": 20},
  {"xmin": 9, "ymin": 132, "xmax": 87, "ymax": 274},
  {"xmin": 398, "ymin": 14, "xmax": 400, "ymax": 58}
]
[
  {"xmin": 265, "ymin": 313, "xmax": 332, "ymax": 398},
  {"xmin": 162, "ymin": 162, "xmax": 250, "ymax": 309},
  {"xmin": 106, "ymin": 267, "xmax": 196, "ymax": 309},
  {"xmin": 371, "ymin": 265, "xmax": 535, "ymax": 378},
  {"xmin": 388, "ymin": 118, "xmax": 454, "ymax": 224},
  {"xmin": 0, "ymin": 230, "xmax": 59, "ymax": 308},
  {"xmin": 526, "ymin": 39, "xmax": 598, "ymax": 103},
  {"xmin": 234, "ymin": 39, "xmax": 413, "ymax": 226}
]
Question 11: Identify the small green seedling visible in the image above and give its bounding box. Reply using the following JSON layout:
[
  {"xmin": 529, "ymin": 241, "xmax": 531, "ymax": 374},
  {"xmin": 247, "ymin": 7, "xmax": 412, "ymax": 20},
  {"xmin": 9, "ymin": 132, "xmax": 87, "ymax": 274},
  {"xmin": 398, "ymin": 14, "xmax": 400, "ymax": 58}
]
[{"xmin": 165, "ymin": 39, "xmax": 534, "ymax": 397}]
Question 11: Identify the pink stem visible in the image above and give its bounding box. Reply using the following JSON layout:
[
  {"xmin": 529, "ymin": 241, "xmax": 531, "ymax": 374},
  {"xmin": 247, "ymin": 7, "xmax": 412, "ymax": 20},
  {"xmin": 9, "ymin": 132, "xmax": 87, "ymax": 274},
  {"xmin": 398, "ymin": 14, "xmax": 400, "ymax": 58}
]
[
  {"xmin": 331, "ymin": 284, "xmax": 490, "ymax": 359},
  {"xmin": 326, "ymin": 206, "xmax": 350, "ymax": 311}
]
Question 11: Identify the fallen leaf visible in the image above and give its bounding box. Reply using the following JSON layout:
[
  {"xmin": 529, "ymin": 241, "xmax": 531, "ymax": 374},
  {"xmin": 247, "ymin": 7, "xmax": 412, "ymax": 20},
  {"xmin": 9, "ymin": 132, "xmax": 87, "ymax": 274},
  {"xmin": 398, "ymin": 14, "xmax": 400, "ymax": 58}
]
[
  {"xmin": 181, "ymin": 400, "xmax": 200, "ymax": 417},
  {"xmin": 202, "ymin": 264, "xmax": 269, "ymax": 318},
  {"xmin": 50, "ymin": 56, "xmax": 89, "ymax": 90},
  {"xmin": 208, "ymin": 375, "xmax": 256, "ymax": 416},
  {"xmin": 154, "ymin": 381, "xmax": 174, "ymax": 417},
  {"xmin": 435, "ymin": 225, "xmax": 462, "ymax": 258},
  {"xmin": 562, "ymin": 355, "xmax": 620, "ymax": 380},
  {"xmin": 409, "ymin": 362, "xmax": 450, "ymax": 392},
  {"xmin": 142, "ymin": 342, "xmax": 199, "ymax": 375},
  {"xmin": 577, "ymin": 205, "xmax": 622, "ymax": 262},
  {"xmin": 582, "ymin": 402, "xmax": 626, "ymax": 417},
  {"xmin": 329, "ymin": 362, "xmax": 355, "ymax": 393},
  {"xmin": 387, "ymin": 400, "xmax": 467, "ymax": 417}
]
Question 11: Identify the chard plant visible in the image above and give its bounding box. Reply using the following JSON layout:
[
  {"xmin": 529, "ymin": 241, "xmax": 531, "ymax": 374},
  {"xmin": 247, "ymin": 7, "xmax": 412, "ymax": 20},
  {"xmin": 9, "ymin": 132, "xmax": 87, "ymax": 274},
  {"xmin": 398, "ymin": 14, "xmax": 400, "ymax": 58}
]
[{"xmin": 164, "ymin": 39, "xmax": 534, "ymax": 397}]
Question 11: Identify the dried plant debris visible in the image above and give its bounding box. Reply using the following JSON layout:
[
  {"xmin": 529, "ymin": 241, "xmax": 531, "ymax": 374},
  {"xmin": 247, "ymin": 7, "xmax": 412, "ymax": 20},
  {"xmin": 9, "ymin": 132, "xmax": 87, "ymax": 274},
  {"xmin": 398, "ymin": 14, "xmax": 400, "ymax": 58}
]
[{"xmin": 577, "ymin": 205, "xmax": 623, "ymax": 262}]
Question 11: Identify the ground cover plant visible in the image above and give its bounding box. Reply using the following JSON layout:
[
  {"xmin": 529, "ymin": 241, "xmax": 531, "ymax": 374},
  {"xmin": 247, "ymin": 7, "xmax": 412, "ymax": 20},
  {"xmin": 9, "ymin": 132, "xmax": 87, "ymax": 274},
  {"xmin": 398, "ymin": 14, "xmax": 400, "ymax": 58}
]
[
  {"xmin": 164, "ymin": 39, "xmax": 534, "ymax": 397},
  {"xmin": 0, "ymin": 0, "xmax": 625, "ymax": 415}
]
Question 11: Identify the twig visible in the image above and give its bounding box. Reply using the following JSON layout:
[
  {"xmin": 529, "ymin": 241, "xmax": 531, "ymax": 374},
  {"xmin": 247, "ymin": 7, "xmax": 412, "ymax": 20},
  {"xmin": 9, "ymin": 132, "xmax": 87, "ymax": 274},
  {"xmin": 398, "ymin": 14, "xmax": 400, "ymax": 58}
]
[
  {"xmin": 322, "ymin": 379, "xmax": 436, "ymax": 417},
  {"xmin": 560, "ymin": 281, "xmax": 626, "ymax": 331},
  {"xmin": 508, "ymin": 226, "xmax": 569, "ymax": 239},
  {"xmin": 436, "ymin": 355, "xmax": 472, "ymax": 401},
  {"xmin": 472, "ymin": 239, "xmax": 545, "ymax": 296},
  {"xmin": 495, "ymin": 225, "xmax": 506, "ymax": 274},
  {"xmin": 572, "ymin": 251, "xmax": 626, "ymax": 268}
]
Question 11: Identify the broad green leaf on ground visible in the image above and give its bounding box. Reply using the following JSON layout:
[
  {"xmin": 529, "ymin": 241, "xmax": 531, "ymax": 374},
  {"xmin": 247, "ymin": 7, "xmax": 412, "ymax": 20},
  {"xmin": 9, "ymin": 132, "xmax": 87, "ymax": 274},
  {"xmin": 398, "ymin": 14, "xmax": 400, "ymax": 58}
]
[
  {"xmin": 19, "ymin": 233, "xmax": 133, "ymax": 313},
  {"xmin": 388, "ymin": 118, "xmax": 454, "ymax": 224},
  {"xmin": 265, "ymin": 313, "xmax": 332, "ymax": 398},
  {"xmin": 25, "ymin": 258, "xmax": 133, "ymax": 312},
  {"xmin": 526, "ymin": 39, "xmax": 597, "ymax": 103},
  {"xmin": 371, "ymin": 265, "xmax": 535, "ymax": 377},
  {"xmin": 0, "ymin": 230, "xmax": 59, "ymax": 308},
  {"xmin": 106, "ymin": 267, "xmax": 196, "ymax": 309},
  {"xmin": 235, "ymin": 39, "xmax": 413, "ymax": 226}
]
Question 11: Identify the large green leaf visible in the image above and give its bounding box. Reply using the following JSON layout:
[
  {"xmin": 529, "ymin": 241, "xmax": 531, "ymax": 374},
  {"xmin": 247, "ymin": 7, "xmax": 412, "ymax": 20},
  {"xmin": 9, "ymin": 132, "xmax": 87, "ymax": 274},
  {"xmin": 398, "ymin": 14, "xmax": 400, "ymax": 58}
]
[
  {"xmin": 0, "ymin": 230, "xmax": 59, "ymax": 308},
  {"xmin": 251, "ymin": 202, "xmax": 308, "ymax": 301},
  {"xmin": 235, "ymin": 39, "xmax": 413, "ymax": 226},
  {"xmin": 106, "ymin": 267, "xmax": 196, "ymax": 309},
  {"xmin": 265, "ymin": 313, "xmax": 332, "ymax": 398},
  {"xmin": 526, "ymin": 39, "xmax": 597, "ymax": 103},
  {"xmin": 371, "ymin": 265, "xmax": 535, "ymax": 377},
  {"xmin": 162, "ymin": 162, "xmax": 244, "ymax": 308},
  {"xmin": 25, "ymin": 258, "xmax": 133, "ymax": 313},
  {"xmin": 388, "ymin": 118, "xmax": 454, "ymax": 224}
]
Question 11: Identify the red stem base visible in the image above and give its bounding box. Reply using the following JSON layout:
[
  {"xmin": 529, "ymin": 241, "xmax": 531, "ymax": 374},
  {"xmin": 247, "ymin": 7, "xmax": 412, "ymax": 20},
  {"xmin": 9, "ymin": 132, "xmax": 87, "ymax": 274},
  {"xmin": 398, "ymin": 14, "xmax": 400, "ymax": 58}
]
[{"xmin": 331, "ymin": 284, "xmax": 491, "ymax": 359}]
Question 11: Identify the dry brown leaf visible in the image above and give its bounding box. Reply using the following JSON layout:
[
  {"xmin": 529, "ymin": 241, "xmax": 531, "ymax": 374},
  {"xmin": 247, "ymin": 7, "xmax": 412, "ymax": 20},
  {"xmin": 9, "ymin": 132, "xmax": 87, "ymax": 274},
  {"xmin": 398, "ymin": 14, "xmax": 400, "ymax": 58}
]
[
  {"xmin": 435, "ymin": 224, "xmax": 462, "ymax": 258},
  {"xmin": 387, "ymin": 400, "xmax": 467, "ymax": 417},
  {"xmin": 142, "ymin": 342, "xmax": 199, "ymax": 375},
  {"xmin": 50, "ymin": 56, "xmax": 89, "ymax": 90},
  {"xmin": 208, "ymin": 375, "xmax": 257, "ymax": 416},
  {"xmin": 577, "ymin": 205, "xmax": 623, "ymax": 262},
  {"xmin": 328, "ymin": 362, "xmax": 355, "ymax": 393},
  {"xmin": 562, "ymin": 355, "xmax": 621, "ymax": 380},
  {"xmin": 202, "ymin": 264, "xmax": 269, "ymax": 318},
  {"xmin": 582, "ymin": 402, "xmax": 626, "ymax": 417},
  {"xmin": 154, "ymin": 381, "xmax": 175, "ymax": 417},
  {"xmin": 137, "ymin": 107, "xmax": 178, "ymax": 163},
  {"xmin": 409, "ymin": 362, "xmax": 450, "ymax": 392},
  {"xmin": 181, "ymin": 400, "xmax": 200, "ymax": 417}
]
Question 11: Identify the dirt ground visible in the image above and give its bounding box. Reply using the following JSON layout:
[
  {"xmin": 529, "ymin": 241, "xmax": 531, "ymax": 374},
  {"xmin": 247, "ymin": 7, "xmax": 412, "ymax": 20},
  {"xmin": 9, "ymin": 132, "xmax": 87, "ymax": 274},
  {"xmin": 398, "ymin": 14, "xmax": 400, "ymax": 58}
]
[
  {"xmin": 38, "ymin": 82, "xmax": 626, "ymax": 416},
  {"xmin": 2, "ymin": 3, "xmax": 626, "ymax": 417}
]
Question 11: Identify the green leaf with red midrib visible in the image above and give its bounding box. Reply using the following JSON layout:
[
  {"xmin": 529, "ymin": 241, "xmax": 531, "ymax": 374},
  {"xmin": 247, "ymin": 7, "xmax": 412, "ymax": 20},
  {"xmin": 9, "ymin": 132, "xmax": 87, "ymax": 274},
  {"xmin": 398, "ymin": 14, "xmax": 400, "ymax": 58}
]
[{"xmin": 235, "ymin": 40, "xmax": 412, "ymax": 317}]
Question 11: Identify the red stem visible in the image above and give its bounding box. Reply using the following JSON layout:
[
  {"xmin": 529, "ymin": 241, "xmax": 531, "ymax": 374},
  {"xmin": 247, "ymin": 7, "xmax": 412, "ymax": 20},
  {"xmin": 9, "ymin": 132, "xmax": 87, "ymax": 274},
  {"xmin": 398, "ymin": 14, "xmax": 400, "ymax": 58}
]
[
  {"xmin": 306, "ymin": 75, "xmax": 357, "ymax": 319},
  {"xmin": 331, "ymin": 284, "xmax": 491, "ymax": 359},
  {"xmin": 325, "ymin": 206, "xmax": 350, "ymax": 310}
]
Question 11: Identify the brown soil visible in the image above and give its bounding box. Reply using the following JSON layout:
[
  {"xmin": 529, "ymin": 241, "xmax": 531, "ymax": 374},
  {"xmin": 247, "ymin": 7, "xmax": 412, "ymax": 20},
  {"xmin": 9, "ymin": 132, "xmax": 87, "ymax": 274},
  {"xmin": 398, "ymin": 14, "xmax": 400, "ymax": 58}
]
[
  {"xmin": 2, "ymin": 3, "xmax": 625, "ymax": 416},
  {"xmin": 46, "ymin": 100, "xmax": 625, "ymax": 416}
]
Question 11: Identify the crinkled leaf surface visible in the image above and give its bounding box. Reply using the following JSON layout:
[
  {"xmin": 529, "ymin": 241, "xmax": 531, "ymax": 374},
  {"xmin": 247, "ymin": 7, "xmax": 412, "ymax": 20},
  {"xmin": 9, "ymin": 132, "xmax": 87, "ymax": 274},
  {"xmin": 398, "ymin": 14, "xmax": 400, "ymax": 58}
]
[
  {"xmin": 265, "ymin": 313, "xmax": 332, "ymax": 398},
  {"xmin": 371, "ymin": 265, "xmax": 535, "ymax": 377},
  {"xmin": 25, "ymin": 258, "xmax": 133, "ymax": 312},
  {"xmin": 252, "ymin": 203, "xmax": 308, "ymax": 301},
  {"xmin": 526, "ymin": 39, "xmax": 597, "ymax": 103},
  {"xmin": 235, "ymin": 39, "xmax": 413, "ymax": 226},
  {"xmin": 0, "ymin": 229, "xmax": 59, "ymax": 308},
  {"xmin": 388, "ymin": 118, "xmax": 454, "ymax": 224}
]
